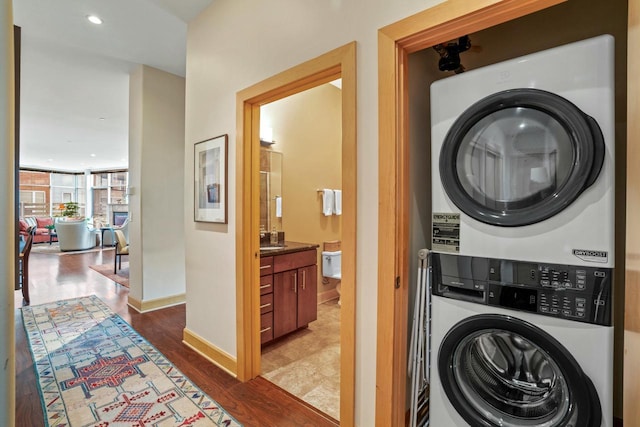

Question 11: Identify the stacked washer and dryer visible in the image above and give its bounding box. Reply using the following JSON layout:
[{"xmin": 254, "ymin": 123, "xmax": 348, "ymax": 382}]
[{"xmin": 428, "ymin": 35, "xmax": 615, "ymax": 426}]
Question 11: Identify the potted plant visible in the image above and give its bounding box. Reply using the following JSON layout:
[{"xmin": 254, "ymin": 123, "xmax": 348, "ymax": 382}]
[{"xmin": 58, "ymin": 202, "xmax": 80, "ymax": 219}]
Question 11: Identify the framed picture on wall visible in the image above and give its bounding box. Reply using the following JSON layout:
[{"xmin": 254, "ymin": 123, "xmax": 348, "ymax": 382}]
[{"xmin": 194, "ymin": 134, "xmax": 228, "ymax": 223}]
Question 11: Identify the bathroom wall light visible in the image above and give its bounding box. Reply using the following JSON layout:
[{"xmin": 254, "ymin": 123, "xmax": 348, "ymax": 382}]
[
  {"xmin": 260, "ymin": 127, "xmax": 275, "ymax": 146},
  {"xmin": 87, "ymin": 15, "xmax": 103, "ymax": 25}
]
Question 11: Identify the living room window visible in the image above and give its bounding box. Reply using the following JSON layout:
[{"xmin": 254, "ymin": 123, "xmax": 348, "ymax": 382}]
[
  {"xmin": 19, "ymin": 169, "xmax": 128, "ymax": 222},
  {"xmin": 51, "ymin": 173, "xmax": 85, "ymax": 217},
  {"xmin": 19, "ymin": 170, "xmax": 84, "ymax": 217}
]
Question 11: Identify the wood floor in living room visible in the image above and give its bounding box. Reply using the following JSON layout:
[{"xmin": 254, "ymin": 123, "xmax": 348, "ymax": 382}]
[{"xmin": 14, "ymin": 248, "xmax": 339, "ymax": 427}]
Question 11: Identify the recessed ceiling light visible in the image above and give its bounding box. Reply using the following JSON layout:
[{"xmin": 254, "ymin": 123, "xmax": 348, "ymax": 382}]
[
  {"xmin": 47, "ymin": 159, "xmax": 53, "ymax": 162},
  {"xmin": 87, "ymin": 15, "xmax": 103, "ymax": 25},
  {"xmin": 90, "ymin": 153, "xmax": 96, "ymax": 157},
  {"xmin": 99, "ymin": 117, "xmax": 105, "ymax": 121}
]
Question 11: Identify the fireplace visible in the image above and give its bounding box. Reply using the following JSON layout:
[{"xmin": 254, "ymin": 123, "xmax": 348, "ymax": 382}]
[{"xmin": 113, "ymin": 211, "xmax": 128, "ymax": 226}]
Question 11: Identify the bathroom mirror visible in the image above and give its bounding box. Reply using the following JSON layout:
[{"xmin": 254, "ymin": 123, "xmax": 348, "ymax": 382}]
[{"xmin": 260, "ymin": 149, "xmax": 283, "ymax": 232}]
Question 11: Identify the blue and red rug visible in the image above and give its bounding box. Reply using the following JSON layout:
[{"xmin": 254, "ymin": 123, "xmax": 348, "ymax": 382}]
[{"xmin": 22, "ymin": 295, "xmax": 242, "ymax": 426}]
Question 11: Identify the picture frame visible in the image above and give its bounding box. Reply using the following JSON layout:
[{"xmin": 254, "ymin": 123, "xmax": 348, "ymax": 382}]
[{"xmin": 194, "ymin": 134, "xmax": 228, "ymax": 223}]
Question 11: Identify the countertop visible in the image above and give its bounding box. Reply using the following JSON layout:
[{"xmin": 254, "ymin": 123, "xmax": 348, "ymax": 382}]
[{"xmin": 259, "ymin": 241, "xmax": 319, "ymax": 257}]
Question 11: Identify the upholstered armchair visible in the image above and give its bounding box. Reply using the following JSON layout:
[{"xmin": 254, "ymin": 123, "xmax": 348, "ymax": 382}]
[
  {"xmin": 55, "ymin": 219, "xmax": 98, "ymax": 251},
  {"xmin": 114, "ymin": 230, "xmax": 129, "ymax": 273}
]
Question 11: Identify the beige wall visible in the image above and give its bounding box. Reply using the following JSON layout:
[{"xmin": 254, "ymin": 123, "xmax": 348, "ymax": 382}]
[
  {"xmin": 261, "ymin": 83, "xmax": 342, "ymax": 300},
  {"xmin": 128, "ymin": 64, "xmax": 186, "ymax": 306},
  {"xmin": 0, "ymin": 0, "xmax": 15, "ymax": 424}
]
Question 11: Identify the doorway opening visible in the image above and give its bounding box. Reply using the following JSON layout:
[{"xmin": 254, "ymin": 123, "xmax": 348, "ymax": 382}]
[
  {"xmin": 235, "ymin": 42, "xmax": 356, "ymax": 424},
  {"xmin": 376, "ymin": 0, "xmax": 637, "ymax": 424},
  {"xmin": 258, "ymin": 82, "xmax": 343, "ymax": 419}
]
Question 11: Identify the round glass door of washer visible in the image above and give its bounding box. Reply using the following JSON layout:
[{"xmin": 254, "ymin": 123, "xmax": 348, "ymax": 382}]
[{"xmin": 438, "ymin": 314, "xmax": 602, "ymax": 426}]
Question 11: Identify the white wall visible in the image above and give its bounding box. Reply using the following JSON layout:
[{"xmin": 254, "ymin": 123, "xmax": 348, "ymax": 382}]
[
  {"xmin": 184, "ymin": 1, "xmax": 443, "ymax": 424},
  {"xmin": 0, "ymin": 0, "xmax": 15, "ymax": 424},
  {"xmin": 129, "ymin": 64, "xmax": 186, "ymax": 305},
  {"xmin": 129, "ymin": 65, "xmax": 143, "ymax": 301}
]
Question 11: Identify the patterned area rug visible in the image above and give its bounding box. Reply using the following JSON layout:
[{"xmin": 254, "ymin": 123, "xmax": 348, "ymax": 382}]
[
  {"xmin": 89, "ymin": 262, "xmax": 130, "ymax": 288},
  {"xmin": 22, "ymin": 296, "xmax": 242, "ymax": 426}
]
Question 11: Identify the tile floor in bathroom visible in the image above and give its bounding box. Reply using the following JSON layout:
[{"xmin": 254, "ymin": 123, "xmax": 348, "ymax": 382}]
[{"xmin": 261, "ymin": 299, "xmax": 341, "ymax": 420}]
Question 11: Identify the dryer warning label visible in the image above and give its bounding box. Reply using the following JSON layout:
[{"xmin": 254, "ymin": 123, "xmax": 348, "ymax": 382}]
[{"xmin": 432, "ymin": 213, "xmax": 460, "ymax": 253}]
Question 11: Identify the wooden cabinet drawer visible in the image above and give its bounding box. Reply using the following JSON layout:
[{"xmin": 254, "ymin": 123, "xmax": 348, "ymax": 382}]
[
  {"xmin": 259, "ymin": 275, "xmax": 273, "ymax": 295},
  {"xmin": 260, "ymin": 293, "xmax": 273, "ymax": 314},
  {"xmin": 260, "ymin": 256, "xmax": 274, "ymax": 276},
  {"xmin": 273, "ymin": 249, "xmax": 316, "ymax": 273},
  {"xmin": 260, "ymin": 312, "xmax": 273, "ymax": 344}
]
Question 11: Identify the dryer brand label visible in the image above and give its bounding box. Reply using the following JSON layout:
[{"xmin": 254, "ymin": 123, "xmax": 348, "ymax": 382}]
[
  {"xmin": 432, "ymin": 213, "xmax": 460, "ymax": 253},
  {"xmin": 572, "ymin": 249, "xmax": 608, "ymax": 263}
]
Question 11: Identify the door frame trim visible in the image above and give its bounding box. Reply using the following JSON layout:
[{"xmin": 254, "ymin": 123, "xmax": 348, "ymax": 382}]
[
  {"xmin": 375, "ymin": 0, "xmax": 567, "ymax": 424},
  {"xmin": 235, "ymin": 41, "xmax": 357, "ymax": 424}
]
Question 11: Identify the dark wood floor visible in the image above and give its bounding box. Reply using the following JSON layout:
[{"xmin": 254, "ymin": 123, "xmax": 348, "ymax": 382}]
[{"xmin": 14, "ymin": 248, "xmax": 339, "ymax": 427}]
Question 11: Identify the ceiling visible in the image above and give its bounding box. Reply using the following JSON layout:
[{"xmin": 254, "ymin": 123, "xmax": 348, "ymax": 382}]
[{"xmin": 13, "ymin": 0, "xmax": 213, "ymax": 172}]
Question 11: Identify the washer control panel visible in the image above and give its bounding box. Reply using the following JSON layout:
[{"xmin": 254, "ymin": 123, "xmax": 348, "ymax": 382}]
[{"xmin": 432, "ymin": 253, "xmax": 612, "ymax": 326}]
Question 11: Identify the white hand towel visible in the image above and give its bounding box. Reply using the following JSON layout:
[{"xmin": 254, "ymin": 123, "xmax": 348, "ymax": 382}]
[
  {"xmin": 275, "ymin": 196, "xmax": 282, "ymax": 218},
  {"xmin": 333, "ymin": 190, "xmax": 342, "ymax": 215},
  {"xmin": 322, "ymin": 189, "xmax": 334, "ymax": 216}
]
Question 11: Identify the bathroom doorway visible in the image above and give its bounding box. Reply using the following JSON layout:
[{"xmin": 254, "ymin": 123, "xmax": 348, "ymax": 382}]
[
  {"xmin": 235, "ymin": 42, "xmax": 356, "ymax": 424},
  {"xmin": 258, "ymin": 81, "xmax": 343, "ymax": 419}
]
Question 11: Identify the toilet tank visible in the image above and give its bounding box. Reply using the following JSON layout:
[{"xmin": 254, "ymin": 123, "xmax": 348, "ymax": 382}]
[{"xmin": 322, "ymin": 250, "xmax": 342, "ymax": 279}]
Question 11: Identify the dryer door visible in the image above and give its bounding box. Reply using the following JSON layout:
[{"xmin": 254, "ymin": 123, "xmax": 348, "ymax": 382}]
[
  {"xmin": 438, "ymin": 314, "xmax": 601, "ymax": 427},
  {"xmin": 440, "ymin": 88, "xmax": 605, "ymax": 227}
]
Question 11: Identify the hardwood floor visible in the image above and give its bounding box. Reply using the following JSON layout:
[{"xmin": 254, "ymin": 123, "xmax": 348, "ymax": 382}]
[{"xmin": 14, "ymin": 248, "xmax": 339, "ymax": 427}]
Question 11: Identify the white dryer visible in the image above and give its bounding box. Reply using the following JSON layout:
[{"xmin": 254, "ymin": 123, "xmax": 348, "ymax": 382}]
[
  {"xmin": 429, "ymin": 253, "xmax": 613, "ymax": 426},
  {"xmin": 431, "ymin": 35, "xmax": 615, "ymax": 267}
]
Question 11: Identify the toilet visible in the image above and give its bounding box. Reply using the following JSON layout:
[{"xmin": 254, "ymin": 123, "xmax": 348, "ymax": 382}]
[
  {"xmin": 322, "ymin": 250, "xmax": 341, "ymax": 280},
  {"xmin": 322, "ymin": 241, "xmax": 342, "ymax": 305}
]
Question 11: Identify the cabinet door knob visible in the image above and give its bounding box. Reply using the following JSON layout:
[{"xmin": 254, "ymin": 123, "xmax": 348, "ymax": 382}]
[
  {"xmin": 302, "ymin": 270, "xmax": 306, "ymax": 290},
  {"xmin": 294, "ymin": 271, "xmax": 298, "ymax": 293}
]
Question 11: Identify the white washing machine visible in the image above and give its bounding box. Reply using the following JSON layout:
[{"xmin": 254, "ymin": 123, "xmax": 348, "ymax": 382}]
[
  {"xmin": 430, "ymin": 35, "xmax": 615, "ymax": 268},
  {"xmin": 429, "ymin": 253, "xmax": 613, "ymax": 426}
]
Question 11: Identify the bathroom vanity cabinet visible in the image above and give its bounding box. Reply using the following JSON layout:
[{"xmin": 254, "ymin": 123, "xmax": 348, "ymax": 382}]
[
  {"xmin": 259, "ymin": 256, "xmax": 275, "ymax": 344},
  {"xmin": 259, "ymin": 243, "xmax": 318, "ymax": 345}
]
